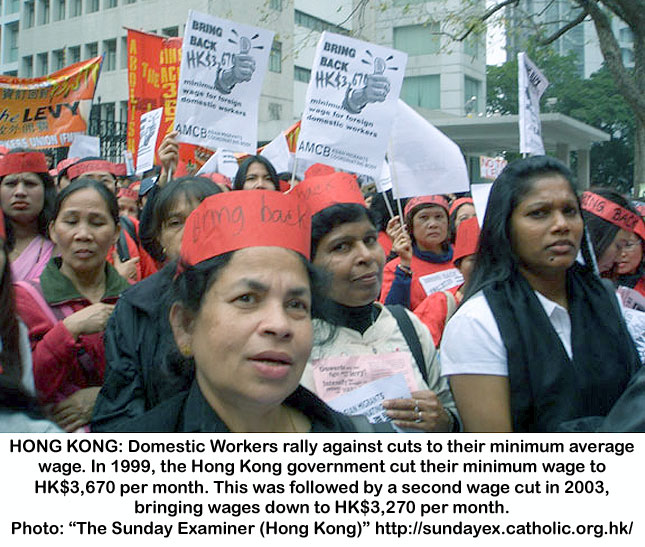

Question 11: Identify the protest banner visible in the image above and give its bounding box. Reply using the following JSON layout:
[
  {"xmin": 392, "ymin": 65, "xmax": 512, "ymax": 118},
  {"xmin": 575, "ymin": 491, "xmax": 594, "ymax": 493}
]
[
  {"xmin": 126, "ymin": 30, "xmax": 181, "ymax": 156},
  {"xmin": 0, "ymin": 57, "xmax": 102, "ymax": 150},
  {"xmin": 68, "ymin": 134, "xmax": 100, "ymax": 159},
  {"xmin": 479, "ymin": 155, "xmax": 507, "ymax": 180},
  {"xmin": 135, "ymin": 107, "xmax": 163, "ymax": 174},
  {"xmin": 174, "ymin": 10, "xmax": 274, "ymax": 153},
  {"xmin": 389, "ymin": 99, "xmax": 470, "ymax": 199},
  {"xmin": 518, "ymin": 52, "xmax": 549, "ymax": 156},
  {"xmin": 296, "ymin": 31, "xmax": 406, "ymax": 178}
]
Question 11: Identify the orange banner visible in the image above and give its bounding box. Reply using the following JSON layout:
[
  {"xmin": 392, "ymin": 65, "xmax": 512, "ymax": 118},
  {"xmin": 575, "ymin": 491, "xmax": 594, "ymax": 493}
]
[{"xmin": 0, "ymin": 57, "xmax": 102, "ymax": 149}]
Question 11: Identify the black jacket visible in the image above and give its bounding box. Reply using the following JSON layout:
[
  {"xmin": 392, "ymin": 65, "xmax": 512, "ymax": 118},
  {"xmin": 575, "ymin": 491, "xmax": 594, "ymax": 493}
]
[{"xmin": 92, "ymin": 262, "xmax": 191, "ymax": 431}]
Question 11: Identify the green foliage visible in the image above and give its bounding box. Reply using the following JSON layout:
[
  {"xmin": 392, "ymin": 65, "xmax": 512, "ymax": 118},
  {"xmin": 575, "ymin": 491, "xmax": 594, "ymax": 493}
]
[{"xmin": 487, "ymin": 49, "xmax": 634, "ymax": 192}]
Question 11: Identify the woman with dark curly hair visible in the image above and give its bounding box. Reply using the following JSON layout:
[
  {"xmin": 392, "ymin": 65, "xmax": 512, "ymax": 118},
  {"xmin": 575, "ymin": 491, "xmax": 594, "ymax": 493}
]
[{"xmin": 0, "ymin": 150, "xmax": 56, "ymax": 281}]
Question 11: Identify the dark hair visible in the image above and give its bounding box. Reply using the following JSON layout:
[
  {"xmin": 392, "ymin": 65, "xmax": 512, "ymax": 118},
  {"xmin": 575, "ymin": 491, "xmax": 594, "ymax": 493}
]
[
  {"xmin": 464, "ymin": 155, "xmax": 591, "ymax": 301},
  {"xmin": 53, "ymin": 177, "xmax": 120, "ymax": 226},
  {"xmin": 367, "ymin": 189, "xmax": 394, "ymax": 232},
  {"xmin": 0, "ymin": 238, "xmax": 21, "ymax": 384},
  {"xmin": 449, "ymin": 196, "xmax": 474, "ymax": 243},
  {"xmin": 232, "ymin": 155, "xmax": 279, "ymax": 191},
  {"xmin": 0, "ymin": 149, "xmax": 56, "ymax": 252},
  {"xmin": 143, "ymin": 176, "xmax": 223, "ymax": 262},
  {"xmin": 582, "ymin": 186, "xmax": 638, "ymax": 262},
  {"xmin": 311, "ymin": 203, "xmax": 380, "ymax": 260}
]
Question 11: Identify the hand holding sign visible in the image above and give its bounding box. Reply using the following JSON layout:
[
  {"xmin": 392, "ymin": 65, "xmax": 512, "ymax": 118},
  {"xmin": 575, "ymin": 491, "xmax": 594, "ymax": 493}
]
[{"xmin": 382, "ymin": 389, "xmax": 452, "ymax": 432}]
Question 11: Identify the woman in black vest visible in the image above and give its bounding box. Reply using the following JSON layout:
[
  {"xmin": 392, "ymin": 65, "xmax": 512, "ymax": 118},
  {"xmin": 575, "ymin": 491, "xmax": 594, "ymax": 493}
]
[{"xmin": 441, "ymin": 156, "xmax": 639, "ymax": 432}]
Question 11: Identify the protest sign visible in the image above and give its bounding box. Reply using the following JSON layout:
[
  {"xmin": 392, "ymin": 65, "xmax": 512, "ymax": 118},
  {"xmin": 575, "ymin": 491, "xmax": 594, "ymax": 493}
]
[
  {"xmin": 471, "ymin": 182, "xmax": 493, "ymax": 228},
  {"xmin": 68, "ymin": 134, "xmax": 100, "ymax": 159},
  {"xmin": 122, "ymin": 150, "xmax": 135, "ymax": 176},
  {"xmin": 376, "ymin": 160, "xmax": 393, "ymax": 192},
  {"xmin": 518, "ymin": 52, "xmax": 549, "ymax": 155},
  {"xmin": 296, "ymin": 31, "xmax": 406, "ymax": 177},
  {"xmin": 126, "ymin": 29, "xmax": 181, "ymax": 157},
  {"xmin": 136, "ymin": 107, "xmax": 163, "ymax": 174},
  {"xmin": 174, "ymin": 10, "xmax": 274, "ymax": 153},
  {"xmin": 389, "ymin": 100, "xmax": 469, "ymax": 198},
  {"xmin": 0, "ymin": 57, "xmax": 102, "ymax": 150},
  {"xmin": 480, "ymin": 155, "xmax": 507, "ymax": 180},
  {"xmin": 418, "ymin": 269, "xmax": 464, "ymax": 296}
]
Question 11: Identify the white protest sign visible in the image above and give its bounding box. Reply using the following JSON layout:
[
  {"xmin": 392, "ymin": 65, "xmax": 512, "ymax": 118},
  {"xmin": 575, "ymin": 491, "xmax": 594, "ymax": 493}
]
[
  {"xmin": 471, "ymin": 182, "xmax": 493, "ymax": 228},
  {"xmin": 68, "ymin": 134, "xmax": 100, "ymax": 159},
  {"xmin": 418, "ymin": 268, "xmax": 464, "ymax": 296},
  {"xmin": 327, "ymin": 373, "xmax": 410, "ymax": 424},
  {"xmin": 480, "ymin": 155, "xmax": 507, "ymax": 180},
  {"xmin": 214, "ymin": 149, "xmax": 239, "ymax": 180},
  {"xmin": 135, "ymin": 107, "xmax": 163, "ymax": 174},
  {"xmin": 375, "ymin": 160, "xmax": 393, "ymax": 192},
  {"xmin": 174, "ymin": 10, "xmax": 274, "ymax": 153},
  {"xmin": 296, "ymin": 31, "xmax": 407, "ymax": 177},
  {"xmin": 389, "ymin": 100, "xmax": 470, "ymax": 198},
  {"xmin": 260, "ymin": 131, "xmax": 290, "ymax": 173},
  {"xmin": 518, "ymin": 52, "xmax": 549, "ymax": 155},
  {"xmin": 122, "ymin": 149, "xmax": 135, "ymax": 176},
  {"xmin": 618, "ymin": 286, "xmax": 645, "ymax": 312}
]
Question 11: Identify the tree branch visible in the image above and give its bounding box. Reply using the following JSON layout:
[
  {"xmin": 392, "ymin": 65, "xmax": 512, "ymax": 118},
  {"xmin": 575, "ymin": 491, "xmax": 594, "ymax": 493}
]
[
  {"xmin": 536, "ymin": 9, "xmax": 589, "ymax": 45},
  {"xmin": 456, "ymin": 0, "xmax": 520, "ymax": 42}
]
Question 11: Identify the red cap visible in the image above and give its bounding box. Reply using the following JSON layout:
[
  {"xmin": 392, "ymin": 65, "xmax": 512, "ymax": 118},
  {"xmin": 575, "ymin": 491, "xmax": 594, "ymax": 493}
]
[
  {"xmin": 56, "ymin": 157, "xmax": 80, "ymax": 176},
  {"xmin": 453, "ymin": 217, "xmax": 480, "ymax": 263},
  {"xmin": 449, "ymin": 197, "xmax": 474, "ymax": 217},
  {"xmin": 117, "ymin": 187, "xmax": 139, "ymax": 201},
  {"xmin": 179, "ymin": 191, "xmax": 311, "ymax": 271},
  {"xmin": 294, "ymin": 172, "xmax": 365, "ymax": 216},
  {"xmin": 304, "ymin": 163, "xmax": 335, "ymax": 178},
  {"xmin": 404, "ymin": 195, "xmax": 449, "ymax": 221},
  {"xmin": 0, "ymin": 212, "xmax": 5, "ymax": 241},
  {"xmin": 0, "ymin": 152, "xmax": 49, "ymax": 177},
  {"xmin": 67, "ymin": 160, "xmax": 120, "ymax": 181},
  {"xmin": 581, "ymin": 191, "xmax": 645, "ymax": 241}
]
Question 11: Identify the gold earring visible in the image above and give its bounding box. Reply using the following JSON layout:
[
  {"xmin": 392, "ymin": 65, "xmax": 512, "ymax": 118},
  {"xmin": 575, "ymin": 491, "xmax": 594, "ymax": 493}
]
[{"xmin": 180, "ymin": 344, "xmax": 192, "ymax": 357}]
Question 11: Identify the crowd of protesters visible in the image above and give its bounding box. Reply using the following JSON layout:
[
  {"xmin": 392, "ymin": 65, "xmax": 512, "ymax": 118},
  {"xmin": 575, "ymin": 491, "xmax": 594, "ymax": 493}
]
[{"xmin": 1, "ymin": 133, "xmax": 645, "ymax": 433}]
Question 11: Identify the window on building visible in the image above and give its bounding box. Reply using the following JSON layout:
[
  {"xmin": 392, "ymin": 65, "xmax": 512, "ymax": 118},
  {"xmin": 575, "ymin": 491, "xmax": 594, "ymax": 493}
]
[
  {"xmin": 294, "ymin": 66, "xmax": 311, "ymax": 83},
  {"xmin": 103, "ymin": 39, "xmax": 116, "ymax": 71},
  {"xmin": 52, "ymin": 49, "xmax": 65, "ymax": 71},
  {"xmin": 7, "ymin": 23, "xmax": 19, "ymax": 63},
  {"xmin": 120, "ymin": 100, "xmax": 128, "ymax": 123},
  {"xmin": 400, "ymin": 74, "xmax": 440, "ymax": 110},
  {"xmin": 36, "ymin": 52, "xmax": 49, "ymax": 76},
  {"xmin": 268, "ymin": 103, "xmax": 282, "ymax": 121},
  {"xmin": 70, "ymin": 0, "xmax": 81, "ymax": 16},
  {"xmin": 162, "ymin": 26, "xmax": 179, "ymax": 37},
  {"xmin": 120, "ymin": 36, "xmax": 128, "ymax": 69},
  {"xmin": 68, "ymin": 45, "xmax": 80, "ymax": 64},
  {"xmin": 25, "ymin": 2, "xmax": 35, "ymax": 28},
  {"xmin": 22, "ymin": 56, "xmax": 34, "ymax": 77},
  {"xmin": 464, "ymin": 34, "xmax": 481, "ymax": 59},
  {"xmin": 86, "ymin": 42, "xmax": 98, "ymax": 59},
  {"xmin": 105, "ymin": 0, "xmax": 116, "ymax": 7},
  {"xmin": 38, "ymin": 0, "xmax": 50, "ymax": 24},
  {"xmin": 269, "ymin": 40, "xmax": 282, "ymax": 73},
  {"xmin": 9, "ymin": 0, "xmax": 22, "ymax": 14},
  {"xmin": 464, "ymin": 76, "xmax": 482, "ymax": 114},
  {"xmin": 294, "ymin": 10, "xmax": 349, "ymax": 35},
  {"xmin": 54, "ymin": 0, "xmax": 65, "ymax": 20},
  {"xmin": 393, "ymin": 23, "xmax": 440, "ymax": 56},
  {"xmin": 87, "ymin": 0, "xmax": 99, "ymax": 13},
  {"xmin": 269, "ymin": 0, "xmax": 282, "ymax": 10}
]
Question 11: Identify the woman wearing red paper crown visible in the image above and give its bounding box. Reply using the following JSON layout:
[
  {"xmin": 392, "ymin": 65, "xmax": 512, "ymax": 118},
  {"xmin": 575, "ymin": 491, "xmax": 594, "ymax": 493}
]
[
  {"xmin": 380, "ymin": 195, "xmax": 461, "ymax": 310},
  {"xmin": 117, "ymin": 190, "xmax": 382, "ymax": 432},
  {"xmin": 448, "ymin": 196, "xmax": 476, "ymax": 243},
  {"xmin": 441, "ymin": 157, "xmax": 639, "ymax": 432},
  {"xmin": 65, "ymin": 157, "xmax": 157, "ymax": 283},
  {"xmin": 117, "ymin": 186, "xmax": 140, "ymax": 219},
  {"xmin": 0, "ymin": 150, "xmax": 56, "ymax": 282},
  {"xmin": 414, "ymin": 216, "xmax": 480, "ymax": 347},
  {"xmin": 294, "ymin": 172, "xmax": 459, "ymax": 432},
  {"xmin": 14, "ymin": 178, "xmax": 130, "ymax": 431}
]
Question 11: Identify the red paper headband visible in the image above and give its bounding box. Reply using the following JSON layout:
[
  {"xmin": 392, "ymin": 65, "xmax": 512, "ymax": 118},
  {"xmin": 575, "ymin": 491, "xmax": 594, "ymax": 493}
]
[
  {"xmin": 0, "ymin": 212, "xmax": 5, "ymax": 241},
  {"xmin": 117, "ymin": 187, "xmax": 139, "ymax": 201},
  {"xmin": 0, "ymin": 152, "xmax": 49, "ymax": 177},
  {"xmin": 294, "ymin": 172, "xmax": 365, "ymax": 216},
  {"xmin": 304, "ymin": 163, "xmax": 335, "ymax": 179},
  {"xmin": 404, "ymin": 195, "xmax": 449, "ymax": 220},
  {"xmin": 179, "ymin": 191, "xmax": 311, "ymax": 271},
  {"xmin": 581, "ymin": 191, "xmax": 645, "ymax": 241},
  {"xmin": 67, "ymin": 160, "xmax": 119, "ymax": 181},
  {"xmin": 453, "ymin": 216, "xmax": 480, "ymax": 263},
  {"xmin": 449, "ymin": 197, "xmax": 474, "ymax": 217}
]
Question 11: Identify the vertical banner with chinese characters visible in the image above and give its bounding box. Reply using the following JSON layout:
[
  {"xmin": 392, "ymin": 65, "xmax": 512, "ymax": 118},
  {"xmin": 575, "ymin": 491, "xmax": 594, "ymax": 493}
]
[
  {"xmin": 173, "ymin": 10, "xmax": 274, "ymax": 153},
  {"xmin": 0, "ymin": 57, "xmax": 102, "ymax": 149},
  {"xmin": 126, "ymin": 29, "xmax": 182, "ymax": 159},
  {"xmin": 296, "ymin": 31, "xmax": 407, "ymax": 178},
  {"xmin": 518, "ymin": 52, "xmax": 549, "ymax": 156}
]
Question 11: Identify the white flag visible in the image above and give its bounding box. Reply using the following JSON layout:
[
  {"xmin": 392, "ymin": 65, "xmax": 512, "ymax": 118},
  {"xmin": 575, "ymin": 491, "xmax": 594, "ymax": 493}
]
[
  {"xmin": 389, "ymin": 100, "xmax": 469, "ymax": 198},
  {"xmin": 375, "ymin": 160, "xmax": 393, "ymax": 192},
  {"xmin": 518, "ymin": 52, "xmax": 549, "ymax": 155},
  {"xmin": 260, "ymin": 131, "xmax": 290, "ymax": 173},
  {"xmin": 68, "ymin": 134, "xmax": 100, "ymax": 159}
]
